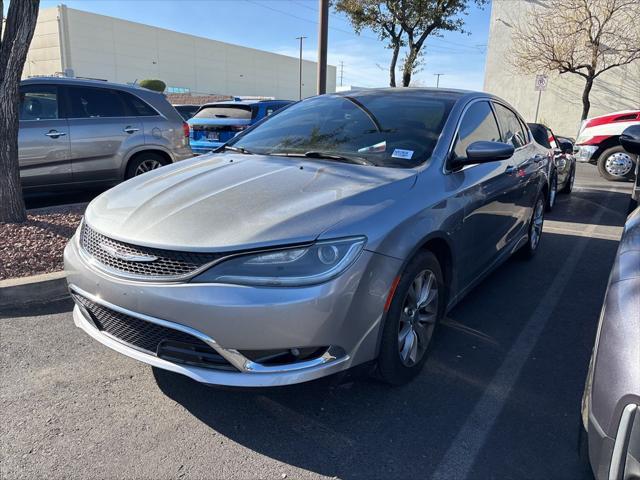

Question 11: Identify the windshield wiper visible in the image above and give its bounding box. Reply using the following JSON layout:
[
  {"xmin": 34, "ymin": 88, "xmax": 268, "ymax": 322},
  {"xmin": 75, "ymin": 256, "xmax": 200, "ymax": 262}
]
[
  {"xmin": 217, "ymin": 145, "xmax": 254, "ymax": 154},
  {"xmin": 268, "ymin": 151, "xmax": 375, "ymax": 166}
]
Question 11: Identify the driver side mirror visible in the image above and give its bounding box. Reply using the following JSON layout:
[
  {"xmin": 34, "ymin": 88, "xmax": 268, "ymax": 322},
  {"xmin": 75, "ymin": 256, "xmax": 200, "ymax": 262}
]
[
  {"xmin": 450, "ymin": 141, "xmax": 515, "ymax": 170},
  {"xmin": 620, "ymin": 125, "xmax": 640, "ymax": 155},
  {"xmin": 557, "ymin": 139, "xmax": 574, "ymax": 154}
]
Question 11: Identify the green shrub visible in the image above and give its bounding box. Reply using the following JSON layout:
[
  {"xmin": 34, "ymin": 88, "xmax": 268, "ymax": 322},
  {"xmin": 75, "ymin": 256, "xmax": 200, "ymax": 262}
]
[{"xmin": 139, "ymin": 79, "xmax": 166, "ymax": 93}]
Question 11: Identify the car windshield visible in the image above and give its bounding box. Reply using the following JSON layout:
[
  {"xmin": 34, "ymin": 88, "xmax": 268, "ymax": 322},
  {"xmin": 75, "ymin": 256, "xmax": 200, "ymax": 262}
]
[
  {"xmin": 193, "ymin": 105, "xmax": 253, "ymax": 120},
  {"xmin": 228, "ymin": 92, "xmax": 456, "ymax": 168}
]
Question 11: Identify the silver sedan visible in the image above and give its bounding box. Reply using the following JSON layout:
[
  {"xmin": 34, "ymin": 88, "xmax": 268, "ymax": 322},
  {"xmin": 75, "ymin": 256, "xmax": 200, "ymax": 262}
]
[{"xmin": 64, "ymin": 88, "xmax": 550, "ymax": 387}]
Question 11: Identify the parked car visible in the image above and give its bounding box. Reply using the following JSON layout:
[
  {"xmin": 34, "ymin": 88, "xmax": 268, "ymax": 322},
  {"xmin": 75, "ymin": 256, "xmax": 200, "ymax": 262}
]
[
  {"xmin": 622, "ymin": 125, "xmax": 640, "ymax": 212},
  {"xmin": 65, "ymin": 88, "xmax": 551, "ymax": 387},
  {"xmin": 173, "ymin": 104, "xmax": 200, "ymax": 121},
  {"xmin": 188, "ymin": 99, "xmax": 293, "ymax": 154},
  {"xmin": 528, "ymin": 122, "xmax": 577, "ymax": 211},
  {"xmin": 580, "ymin": 206, "xmax": 639, "ymax": 479},
  {"xmin": 576, "ymin": 110, "xmax": 640, "ymax": 182},
  {"xmin": 18, "ymin": 77, "xmax": 192, "ymax": 190}
]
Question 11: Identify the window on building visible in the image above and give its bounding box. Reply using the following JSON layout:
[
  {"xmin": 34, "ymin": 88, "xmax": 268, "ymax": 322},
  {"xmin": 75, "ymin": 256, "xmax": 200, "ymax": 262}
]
[
  {"xmin": 67, "ymin": 87, "xmax": 126, "ymax": 118},
  {"xmin": 19, "ymin": 85, "xmax": 59, "ymax": 120},
  {"xmin": 452, "ymin": 101, "xmax": 501, "ymax": 160}
]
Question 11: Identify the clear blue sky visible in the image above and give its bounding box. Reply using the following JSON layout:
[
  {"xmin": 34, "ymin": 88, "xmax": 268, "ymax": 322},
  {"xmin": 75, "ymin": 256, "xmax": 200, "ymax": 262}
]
[{"xmin": 32, "ymin": 0, "xmax": 491, "ymax": 90}]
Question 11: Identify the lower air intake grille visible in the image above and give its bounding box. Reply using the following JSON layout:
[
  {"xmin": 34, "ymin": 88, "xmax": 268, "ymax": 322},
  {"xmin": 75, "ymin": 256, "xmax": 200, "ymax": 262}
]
[{"xmin": 72, "ymin": 293, "xmax": 234, "ymax": 370}]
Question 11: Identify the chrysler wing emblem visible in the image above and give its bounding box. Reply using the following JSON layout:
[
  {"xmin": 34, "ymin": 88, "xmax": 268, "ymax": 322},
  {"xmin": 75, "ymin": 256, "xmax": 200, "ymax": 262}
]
[{"xmin": 99, "ymin": 242, "xmax": 158, "ymax": 262}]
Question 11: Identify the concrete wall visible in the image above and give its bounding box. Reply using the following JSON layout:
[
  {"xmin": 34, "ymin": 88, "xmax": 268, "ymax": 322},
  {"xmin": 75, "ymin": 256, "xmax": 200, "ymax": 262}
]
[
  {"xmin": 484, "ymin": 0, "xmax": 640, "ymax": 137},
  {"xmin": 22, "ymin": 7, "xmax": 62, "ymax": 78},
  {"xmin": 24, "ymin": 5, "xmax": 336, "ymax": 100}
]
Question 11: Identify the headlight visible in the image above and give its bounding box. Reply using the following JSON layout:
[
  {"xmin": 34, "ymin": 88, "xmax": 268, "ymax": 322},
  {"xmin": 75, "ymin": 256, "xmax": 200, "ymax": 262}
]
[
  {"xmin": 576, "ymin": 145, "xmax": 598, "ymax": 162},
  {"xmin": 191, "ymin": 237, "xmax": 366, "ymax": 286}
]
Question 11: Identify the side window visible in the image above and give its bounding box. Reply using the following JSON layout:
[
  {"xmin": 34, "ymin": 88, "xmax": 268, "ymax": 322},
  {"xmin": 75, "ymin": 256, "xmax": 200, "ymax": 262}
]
[
  {"xmin": 119, "ymin": 91, "xmax": 158, "ymax": 116},
  {"xmin": 494, "ymin": 103, "xmax": 526, "ymax": 149},
  {"xmin": 67, "ymin": 86, "xmax": 126, "ymax": 118},
  {"xmin": 452, "ymin": 101, "xmax": 501, "ymax": 160},
  {"xmin": 19, "ymin": 85, "xmax": 59, "ymax": 120}
]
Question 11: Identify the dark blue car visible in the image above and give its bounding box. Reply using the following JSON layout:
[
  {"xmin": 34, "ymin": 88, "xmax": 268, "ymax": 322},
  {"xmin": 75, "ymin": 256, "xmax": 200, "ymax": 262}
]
[{"xmin": 188, "ymin": 99, "xmax": 292, "ymax": 154}]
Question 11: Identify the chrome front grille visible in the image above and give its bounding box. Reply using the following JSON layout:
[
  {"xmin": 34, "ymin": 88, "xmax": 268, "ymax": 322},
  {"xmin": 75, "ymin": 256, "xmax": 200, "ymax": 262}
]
[{"xmin": 79, "ymin": 223, "xmax": 223, "ymax": 279}]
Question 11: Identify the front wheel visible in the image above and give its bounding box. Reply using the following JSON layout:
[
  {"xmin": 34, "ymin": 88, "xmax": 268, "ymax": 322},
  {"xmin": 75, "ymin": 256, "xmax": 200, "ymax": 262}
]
[
  {"xmin": 546, "ymin": 170, "xmax": 558, "ymax": 212},
  {"xmin": 376, "ymin": 251, "xmax": 444, "ymax": 385},
  {"xmin": 597, "ymin": 146, "xmax": 637, "ymax": 182},
  {"xmin": 519, "ymin": 193, "xmax": 545, "ymax": 260}
]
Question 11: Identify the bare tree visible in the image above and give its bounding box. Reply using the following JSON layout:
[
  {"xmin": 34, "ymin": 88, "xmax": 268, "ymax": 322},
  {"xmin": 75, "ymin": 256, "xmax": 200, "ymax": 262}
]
[
  {"xmin": 0, "ymin": 0, "xmax": 40, "ymax": 223},
  {"xmin": 334, "ymin": 0, "xmax": 405, "ymax": 86},
  {"xmin": 510, "ymin": 0, "xmax": 640, "ymax": 121},
  {"xmin": 336, "ymin": 0, "xmax": 485, "ymax": 87}
]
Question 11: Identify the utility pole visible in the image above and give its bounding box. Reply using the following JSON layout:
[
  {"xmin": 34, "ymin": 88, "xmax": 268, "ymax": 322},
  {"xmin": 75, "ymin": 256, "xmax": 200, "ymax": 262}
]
[
  {"xmin": 434, "ymin": 73, "xmax": 444, "ymax": 88},
  {"xmin": 317, "ymin": 0, "xmax": 329, "ymax": 95},
  {"xmin": 339, "ymin": 61, "xmax": 344, "ymax": 87},
  {"xmin": 296, "ymin": 36, "xmax": 307, "ymax": 100}
]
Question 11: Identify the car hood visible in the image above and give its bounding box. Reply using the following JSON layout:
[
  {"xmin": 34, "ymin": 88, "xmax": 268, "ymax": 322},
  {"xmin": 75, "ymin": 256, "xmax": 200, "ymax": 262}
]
[{"xmin": 85, "ymin": 154, "xmax": 417, "ymax": 251}]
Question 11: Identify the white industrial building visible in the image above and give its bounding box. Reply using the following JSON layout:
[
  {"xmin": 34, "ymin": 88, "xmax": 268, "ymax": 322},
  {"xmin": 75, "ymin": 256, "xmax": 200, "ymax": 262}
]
[
  {"xmin": 484, "ymin": 0, "xmax": 639, "ymax": 137},
  {"xmin": 24, "ymin": 5, "xmax": 336, "ymax": 99}
]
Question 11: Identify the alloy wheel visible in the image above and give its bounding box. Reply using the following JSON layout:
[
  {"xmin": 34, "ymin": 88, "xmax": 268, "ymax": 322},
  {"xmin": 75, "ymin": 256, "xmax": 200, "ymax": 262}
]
[
  {"xmin": 549, "ymin": 174, "xmax": 557, "ymax": 208},
  {"xmin": 135, "ymin": 159, "xmax": 164, "ymax": 176},
  {"xmin": 398, "ymin": 270, "xmax": 438, "ymax": 367},
  {"xmin": 530, "ymin": 198, "xmax": 545, "ymax": 249},
  {"xmin": 604, "ymin": 152, "xmax": 634, "ymax": 177}
]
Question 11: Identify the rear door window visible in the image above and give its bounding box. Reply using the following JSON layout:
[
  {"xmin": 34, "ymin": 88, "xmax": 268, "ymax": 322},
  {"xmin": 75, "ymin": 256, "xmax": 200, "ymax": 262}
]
[
  {"xmin": 452, "ymin": 101, "xmax": 501, "ymax": 160},
  {"xmin": 67, "ymin": 86, "xmax": 127, "ymax": 118},
  {"xmin": 19, "ymin": 85, "xmax": 59, "ymax": 120},
  {"xmin": 192, "ymin": 105, "xmax": 253, "ymax": 120},
  {"xmin": 493, "ymin": 103, "xmax": 527, "ymax": 149}
]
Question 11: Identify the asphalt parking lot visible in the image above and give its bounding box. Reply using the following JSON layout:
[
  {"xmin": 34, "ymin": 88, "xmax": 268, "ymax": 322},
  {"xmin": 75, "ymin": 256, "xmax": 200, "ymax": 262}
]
[{"xmin": 1, "ymin": 164, "xmax": 634, "ymax": 480}]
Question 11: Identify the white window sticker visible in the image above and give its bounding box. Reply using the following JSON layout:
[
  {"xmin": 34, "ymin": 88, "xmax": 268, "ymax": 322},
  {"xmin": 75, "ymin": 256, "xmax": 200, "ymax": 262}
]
[{"xmin": 392, "ymin": 149, "xmax": 414, "ymax": 159}]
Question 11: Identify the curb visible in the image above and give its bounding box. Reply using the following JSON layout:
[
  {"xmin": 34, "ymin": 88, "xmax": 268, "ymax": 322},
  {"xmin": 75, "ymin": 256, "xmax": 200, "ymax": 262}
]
[{"xmin": 0, "ymin": 271, "xmax": 69, "ymax": 309}]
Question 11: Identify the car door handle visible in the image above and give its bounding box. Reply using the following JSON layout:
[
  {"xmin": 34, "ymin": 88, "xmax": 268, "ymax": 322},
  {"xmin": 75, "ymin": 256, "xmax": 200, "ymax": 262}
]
[
  {"xmin": 45, "ymin": 130, "xmax": 66, "ymax": 138},
  {"xmin": 533, "ymin": 154, "xmax": 545, "ymax": 163},
  {"xmin": 124, "ymin": 127, "xmax": 140, "ymax": 134}
]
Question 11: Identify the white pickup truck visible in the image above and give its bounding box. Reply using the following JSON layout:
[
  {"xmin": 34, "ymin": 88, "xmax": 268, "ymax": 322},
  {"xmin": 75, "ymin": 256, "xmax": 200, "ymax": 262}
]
[{"xmin": 576, "ymin": 110, "xmax": 640, "ymax": 181}]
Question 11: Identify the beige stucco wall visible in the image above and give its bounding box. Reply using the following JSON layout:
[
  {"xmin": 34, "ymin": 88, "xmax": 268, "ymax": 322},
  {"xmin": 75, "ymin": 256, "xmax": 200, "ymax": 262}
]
[
  {"xmin": 484, "ymin": 0, "xmax": 640, "ymax": 137},
  {"xmin": 22, "ymin": 7, "xmax": 63, "ymax": 78},
  {"xmin": 25, "ymin": 6, "xmax": 336, "ymax": 99}
]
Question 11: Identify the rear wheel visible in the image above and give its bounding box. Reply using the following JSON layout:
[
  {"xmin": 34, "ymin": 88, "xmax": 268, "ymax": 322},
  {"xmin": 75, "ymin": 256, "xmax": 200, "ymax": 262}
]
[
  {"xmin": 597, "ymin": 146, "xmax": 637, "ymax": 182},
  {"xmin": 546, "ymin": 170, "xmax": 557, "ymax": 212},
  {"xmin": 126, "ymin": 152, "xmax": 169, "ymax": 179},
  {"xmin": 560, "ymin": 165, "xmax": 575, "ymax": 194},
  {"xmin": 376, "ymin": 251, "xmax": 444, "ymax": 385},
  {"xmin": 519, "ymin": 193, "xmax": 545, "ymax": 260}
]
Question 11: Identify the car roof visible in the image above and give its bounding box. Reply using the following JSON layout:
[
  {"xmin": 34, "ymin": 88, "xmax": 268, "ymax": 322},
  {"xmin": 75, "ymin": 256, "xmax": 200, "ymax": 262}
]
[
  {"xmin": 200, "ymin": 99, "xmax": 293, "ymax": 108},
  {"xmin": 21, "ymin": 76, "xmax": 150, "ymax": 91}
]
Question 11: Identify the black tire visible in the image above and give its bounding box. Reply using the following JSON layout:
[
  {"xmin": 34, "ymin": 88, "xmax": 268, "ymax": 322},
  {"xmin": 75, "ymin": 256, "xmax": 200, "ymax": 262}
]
[
  {"xmin": 125, "ymin": 152, "xmax": 169, "ymax": 179},
  {"xmin": 519, "ymin": 192, "xmax": 545, "ymax": 260},
  {"xmin": 546, "ymin": 170, "xmax": 557, "ymax": 212},
  {"xmin": 596, "ymin": 146, "xmax": 637, "ymax": 182},
  {"xmin": 376, "ymin": 251, "xmax": 444, "ymax": 385},
  {"xmin": 560, "ymin": 165, "xmax": 575, "ymax": 194}
]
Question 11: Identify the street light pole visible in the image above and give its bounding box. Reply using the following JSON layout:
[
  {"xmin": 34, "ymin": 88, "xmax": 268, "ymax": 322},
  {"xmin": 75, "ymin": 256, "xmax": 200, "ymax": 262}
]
[
  {"xmin": 434, "ymin": 73, "xmax": 444, "ymax": 88},
  {"xmin": 296, "ymin": 36, "xmax": 307, "ymax": 100},
  {"xmin": 317, "ymin": 0, "xmax": 329, "ymax": 95}
]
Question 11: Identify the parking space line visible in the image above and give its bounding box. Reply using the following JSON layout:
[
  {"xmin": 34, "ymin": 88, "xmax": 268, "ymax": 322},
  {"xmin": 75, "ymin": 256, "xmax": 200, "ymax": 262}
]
[{"xmin": 431, "ymin": 190, "xmax": 613, "ymax": 480}]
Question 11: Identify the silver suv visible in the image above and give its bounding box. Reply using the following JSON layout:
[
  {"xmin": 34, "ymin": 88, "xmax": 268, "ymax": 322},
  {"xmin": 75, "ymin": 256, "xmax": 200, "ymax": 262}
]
[{"xmin": 19, "ymin": 77, "xmax": 192, "ymax": 189}]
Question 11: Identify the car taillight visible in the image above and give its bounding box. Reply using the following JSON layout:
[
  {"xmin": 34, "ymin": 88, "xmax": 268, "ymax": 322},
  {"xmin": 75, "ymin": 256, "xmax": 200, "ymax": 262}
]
[{"xmin": 182, "ymin": 122, "xmax": 190, "ymax": 137}]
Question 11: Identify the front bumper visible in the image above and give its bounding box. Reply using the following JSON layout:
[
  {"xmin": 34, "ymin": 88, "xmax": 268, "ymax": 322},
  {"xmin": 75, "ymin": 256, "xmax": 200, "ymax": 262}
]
[
  {"xmin": 64, "ymin": 236, "xmax": 400, "ymax": 387},
  {"xmin": 576, "ymin": 145, "xmax": 599, "ymax": 164}
]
